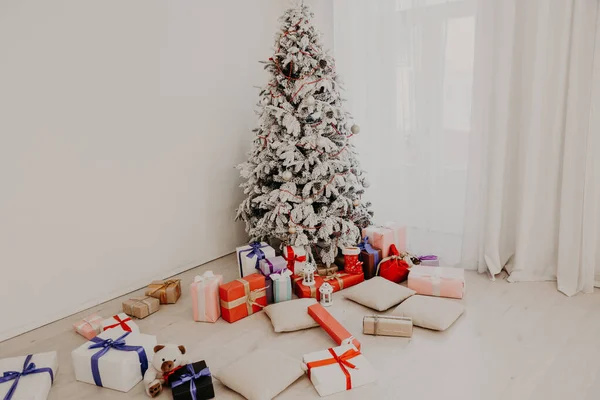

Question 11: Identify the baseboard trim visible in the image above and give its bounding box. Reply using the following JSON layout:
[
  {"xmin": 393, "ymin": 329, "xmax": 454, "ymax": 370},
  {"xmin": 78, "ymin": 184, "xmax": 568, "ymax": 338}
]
[{"xmin": 0, "ymin": 251, "xmax": 234, "ymax": 343}]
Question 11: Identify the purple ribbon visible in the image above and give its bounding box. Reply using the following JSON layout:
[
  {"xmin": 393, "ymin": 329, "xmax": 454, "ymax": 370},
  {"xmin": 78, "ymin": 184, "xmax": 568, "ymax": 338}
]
[
  {"xmin": 239, "ymin": 242, "xmax": 268, "ymax": 275},
  {"xmin": 418, "ymin": 255, "xmax": 438, "ymax": 261},
  {"xmin": 358, "ymin": 237, "xmax": 380, "ymax": 266},
  {"xmin": 0, "ymin": 354, "xmax": 54, "ymax": 400},
  {"xmin": 88, "ymin": 332, "xmax": 148, "ymax": 387},
  {"xmin": 171, "ymin": 365, "xmax": 211, "ymax": 400}
]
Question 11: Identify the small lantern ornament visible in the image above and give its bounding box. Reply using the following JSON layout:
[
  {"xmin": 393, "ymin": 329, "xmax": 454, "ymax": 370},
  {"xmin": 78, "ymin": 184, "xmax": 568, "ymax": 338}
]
[
  {"xmin": 302, "ymin": 262, "xmax": 317, "ymax": 287},
  {"xmin": 319, "ymin": 282, "xmax": 334, "ymax": 307}
]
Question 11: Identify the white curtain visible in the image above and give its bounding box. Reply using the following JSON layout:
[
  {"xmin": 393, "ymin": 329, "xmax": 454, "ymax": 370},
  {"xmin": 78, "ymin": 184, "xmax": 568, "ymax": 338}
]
[
  {"xmin": 334, "ymin": 0, "xmax": 476, "ymax": 266},
  {"xmin": 334, "ymin": 0, "xmax": 600, "ymax": 295},
  {"xmin": 462, "ymin": 0, "xmax": 600, "ymax": 295}
]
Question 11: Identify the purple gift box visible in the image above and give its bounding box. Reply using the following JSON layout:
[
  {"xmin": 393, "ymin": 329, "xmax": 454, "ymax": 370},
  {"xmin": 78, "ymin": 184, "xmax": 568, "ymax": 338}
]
[
  {"xmin": 257, "ymin": 256, "xmax": 288, "ymax": 303},
  {"xmin": 419, "ymin": 255, "xmax": 439, "ymax": 267}
]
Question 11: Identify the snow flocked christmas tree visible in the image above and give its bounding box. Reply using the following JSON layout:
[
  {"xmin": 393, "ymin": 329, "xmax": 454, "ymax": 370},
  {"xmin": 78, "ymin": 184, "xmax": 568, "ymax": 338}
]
[{"xmin": 237, "ymin": 3, "xmax": 373, "ymax": 266}]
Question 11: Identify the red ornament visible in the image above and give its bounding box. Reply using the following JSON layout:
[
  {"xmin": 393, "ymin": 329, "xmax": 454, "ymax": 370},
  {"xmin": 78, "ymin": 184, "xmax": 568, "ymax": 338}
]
[{"xmin": 376, "ymin": 244, "xmax": 410, "ymax": 283}]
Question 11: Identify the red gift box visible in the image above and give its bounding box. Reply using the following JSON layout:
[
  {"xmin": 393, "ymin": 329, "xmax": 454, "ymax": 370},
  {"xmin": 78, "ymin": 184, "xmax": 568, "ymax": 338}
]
[
  {"xmin": 308, "ymin": 303, "xmax": 361, "ymax": 350},
  {"xmin": 293, "ymin": 272, "xmax": 364, "ymax": 301},
  {"xmin": 219, "ymin": 273, "xmax": 267, "ymax": 323}
]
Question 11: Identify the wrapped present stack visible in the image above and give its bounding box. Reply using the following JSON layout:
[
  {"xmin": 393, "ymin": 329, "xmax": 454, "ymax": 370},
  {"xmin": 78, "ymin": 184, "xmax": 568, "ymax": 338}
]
[
  {"xmin": 236, "ymin": 242, "xmax": 276, "ymax": 277},
  {"xmin": 257, "ymin": 255, "xmax": 288, "ymax": 303}
]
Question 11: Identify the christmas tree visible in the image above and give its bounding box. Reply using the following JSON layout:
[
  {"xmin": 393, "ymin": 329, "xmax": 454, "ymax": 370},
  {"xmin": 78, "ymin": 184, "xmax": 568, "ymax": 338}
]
[{"xmin": 236, "ymin": 4, "xmax": 373, "ymax": 266}]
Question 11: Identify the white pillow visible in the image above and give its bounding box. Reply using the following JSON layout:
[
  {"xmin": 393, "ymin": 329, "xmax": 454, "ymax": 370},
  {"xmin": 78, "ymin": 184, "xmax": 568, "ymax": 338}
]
[
  {"xmin": 215, "ymin": 349, "xmax": 304, "ymax": 400},
  {"xmin": 343, "ymin": 277, "xmax": 415, "ymax": 311},
  {"xmin": 264, "ymin": 298, "xmax": 319, "ymax": 332},
  {"xmin": 392, "ymin": 295, "xmax": 464, "ymax": 331}
]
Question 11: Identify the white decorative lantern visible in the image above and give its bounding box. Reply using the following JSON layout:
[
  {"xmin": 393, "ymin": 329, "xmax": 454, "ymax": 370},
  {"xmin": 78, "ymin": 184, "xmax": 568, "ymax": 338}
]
[
  {"xmin": 319, "ymin": 282, "xmax": 334, "ymax": 307},
  {"xmin": 302, "ymin": 263, "xmax": 317, "ymax": 287}
]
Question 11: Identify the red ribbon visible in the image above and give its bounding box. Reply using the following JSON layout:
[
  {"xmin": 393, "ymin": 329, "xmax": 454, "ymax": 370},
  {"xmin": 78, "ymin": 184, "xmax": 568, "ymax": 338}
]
[
  {"xmin": 162, "ymin": 365, "xmax": 184, "ymax": 381},
  {"xmin": 104, "ymin": 315, "xmax": 133, "ymax": 332},
  {"xmin": 307, "ymin": 348, "xmax": 359, "ymax": 391},
  {"xmin": 283, "ymin": 246, "xmax": 307, "ymax": 272}
]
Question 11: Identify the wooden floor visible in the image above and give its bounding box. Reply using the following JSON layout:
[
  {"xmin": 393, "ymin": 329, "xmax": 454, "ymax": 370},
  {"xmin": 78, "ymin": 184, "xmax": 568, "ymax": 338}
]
[{"xmin": 2, "ymin": 254, "xmax": 600, "ymax": 400}]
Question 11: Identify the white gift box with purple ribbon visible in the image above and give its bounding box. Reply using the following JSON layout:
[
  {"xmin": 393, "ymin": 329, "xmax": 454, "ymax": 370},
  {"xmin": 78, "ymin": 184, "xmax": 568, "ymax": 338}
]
[
  {"xmin": 0, "ymin": 351, "xmax": 58, "ymax": 400},
  {"xmin": 71, "ymin": 329, "xmax": 156, "ymax": 392},
  {"xmin": 235, "ymin": 242, "xmax": 276, "ymax": 278},
  {"xmin": 257, "ymin": 256, "xmax": 288, "ymax": 303}
]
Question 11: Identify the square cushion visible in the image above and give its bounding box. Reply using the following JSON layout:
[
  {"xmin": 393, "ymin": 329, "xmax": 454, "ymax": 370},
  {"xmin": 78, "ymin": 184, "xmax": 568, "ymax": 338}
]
[
  {"xmin": 343, "ymin": 277, "xmax": 415, "ymax": 311},
  {"xmin": 391, "ymin": 295, "xmax": 464, "ymax": 331},
  {"xmin": 264, "ymin": 298, "xmax": 319, "ymax": 332},
  {"xmin": 215, "ymin": 349, "xmax": 304, "ymax": 400}
]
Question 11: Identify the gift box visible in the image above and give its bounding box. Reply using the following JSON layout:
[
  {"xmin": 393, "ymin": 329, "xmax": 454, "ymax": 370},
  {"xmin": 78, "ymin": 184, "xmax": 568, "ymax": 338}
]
[
  {"xmin": 257, "ymin": 256, "xmax": 288, "ymax": 303},
  {"xmin": 317, "ymin": 264, "xmax": 339, "ymax": 277},
  {"xmin": 293, "ymin": 273, "xmax": 364, "ymax": 301},
  {"xmin": 72, "ymin": 329, "xmax": 156, "ymax": 392},
  {"xmin": 418, "ymin": 255, "xmax": 439, "ymax": 267},
  {"xmin": 308, "ymin": 303, "xmax": 361, "ymax": 350},
  {"xmin": 145, "ymin": 279, "xmax": 181, "ymax": 304},
  {"xmin": 358, "ymin": 237, "xmax": 382, "ymax": 280},
  {"xmin": 362, "ymin": 222, "xmax": 406, "ymax": 258},
  {"xmin": 363, "ymin": 315, "xmax": 413, "ymax": 337},
  {"xmin": 407, "ymin": 265, "xmax": 465, "ymax": 299},
  {"xmin": 191, "ymin": 271, "xmax": 223, "ymax": 323},
  {"xmin": 282, "ymin": 245, "xmax": 307, "ymax": 274},
  {"xmin": 167, "ymin": 360, "xmax": 214, "ymax": 400},
  {"xmin": 0, "ymin": 351, "xmax": 58, "ymax": 400},
  {"xmin": 122, "ymin": 297, "xmax": 160, "ymax": 319},
  {"xmin": 271, "ymin": 269, "xmax": 293, "ymax": 303},
  {"xmin": 303, "ymin": 344, "xmax": 376, "ymax": 397},
  {"xmin": 236, "ymin": 242, "xmax": 276, "ymax": 278},
  {"xmin": 219, "ymin": 273, "xmax": 267, "ymax": 323},
  {"xmin": 73, "ymin": 313, "xmax": 103, "ymax": 340},
  {"xmin": 376, "ymin": 244, "xmax": 410, "ymax": 283},
  {"xmin": 102, "ymin": 313, "xmax": 140, "ymax": 333}
]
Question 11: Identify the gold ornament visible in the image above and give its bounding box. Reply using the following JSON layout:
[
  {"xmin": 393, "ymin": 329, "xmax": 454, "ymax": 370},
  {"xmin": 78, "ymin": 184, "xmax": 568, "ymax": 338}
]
[
  {"xmin": 282, "ymin": 171, "xmax": 292, "ymax": 181},
  {"xmin": 353, "ymin": 199, "xmax": 360, "ymax": 207},
  {"xmin": 289, "ymin": 226, "xmax": 297, "ymax": 234},
  {"xmin": 351, "ymin": 124, "xmax": 360, "ymax": 134}
]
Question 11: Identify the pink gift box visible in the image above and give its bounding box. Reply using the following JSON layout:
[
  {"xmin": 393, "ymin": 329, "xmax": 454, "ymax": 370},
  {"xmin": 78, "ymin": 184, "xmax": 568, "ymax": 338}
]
[
  {"xmin": 407, "ymin": 265, "xmax": 465, "ymax": 299},
  {"xmin": 73, "ymin": 313, "xmax": 103, "ymax": 340},
  {"xmin": 191, "ymin": 270, "xmax": 223, "ymax": 322},
  {"xmin": 362, "ymin": 223, "xmax": 406, "ymax": 258}
]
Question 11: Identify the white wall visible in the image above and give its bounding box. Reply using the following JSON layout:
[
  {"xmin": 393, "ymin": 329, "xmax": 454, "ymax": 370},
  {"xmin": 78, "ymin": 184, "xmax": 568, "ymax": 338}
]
[{"xmin": 0, "ymin": 0, "xmax": 332, "ymax": 341}]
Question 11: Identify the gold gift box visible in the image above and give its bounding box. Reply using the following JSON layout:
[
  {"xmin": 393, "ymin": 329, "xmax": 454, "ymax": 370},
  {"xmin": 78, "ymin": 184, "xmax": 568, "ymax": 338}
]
[
  {"xmin": 363, "ymin": 315, "xmax": 413, "ymax": 338},
  {"xmin": 145, "ymin": 279, "xmax": 182, "ymax": 304},
  {"xmin": 122, "ymin": 296, "xmax": 160, "ymax": 319},
  {"xmin": 317, "ymin": 264, "xmax": 339, "ymax": 277}
]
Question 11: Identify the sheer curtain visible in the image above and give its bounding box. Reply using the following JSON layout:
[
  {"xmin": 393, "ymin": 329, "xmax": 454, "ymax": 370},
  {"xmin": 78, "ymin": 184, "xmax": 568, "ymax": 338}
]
[
  {"xmin": 334, "ymin": 0, "xmax": 476, "ymax": 266},
  {"xmin": 334, "ymin": 0, "xmax": 600, "ymax": 295}
]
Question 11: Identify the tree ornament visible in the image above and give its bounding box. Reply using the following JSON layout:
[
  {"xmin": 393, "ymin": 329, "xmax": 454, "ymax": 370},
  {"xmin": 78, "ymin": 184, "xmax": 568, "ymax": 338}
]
[
  {"xmin": 353, "ymin": 199, "xmax": 361, "ymax": 207},
  {"xmin": 302, "ymin": 263, "xmax": 317, "ymax": 286},
  {"xmin": 282, "ymin": 171, "xmax": 292, "ymax": 181},
  {"xmin": 319, "ymin": 59, "xmax": 328, "ymax": 68},
  {"xmin": 306, "ymin": 96, "xmax": 316, "ymax": 106},
  {"xmin": 363, "ymin": 179, "xmax": 371, "ymax": 188},
  {"xmin": 289, "ymin": 225, "xmax": 297, "ymax": 234},
  {"xmin": 305, "ymin": 198, "xmax": 314, "ymax": 205},
  {"xmin": 351, "ymin": 124, "xmax": 360, "ymax": 134}
]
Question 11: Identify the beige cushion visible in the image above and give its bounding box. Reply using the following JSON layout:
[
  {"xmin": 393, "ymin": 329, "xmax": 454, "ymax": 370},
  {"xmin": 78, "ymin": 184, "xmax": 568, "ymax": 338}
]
[
  {"xmin": 392, "ymin": 295, "xmax": 464, "ymax": 331},
  {"xmin": 343, "ymin": 277, "xmax": 415, "ymax": 311},
  {"xmin": 264, "ymin": 298, "xmax": 319, "ymax": 332},
  {"xmin": 215, "ymin": 349, "xmax": 304, "ymax": 400}
]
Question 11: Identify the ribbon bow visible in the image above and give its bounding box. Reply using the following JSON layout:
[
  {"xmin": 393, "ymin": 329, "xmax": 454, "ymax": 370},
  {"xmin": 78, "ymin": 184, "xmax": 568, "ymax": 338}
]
[
  {"xmin": 306, "ymin": 348, "xmax": 360, "ymax": 391},
  {"xmin": 194, "ymin": 271, "xmax": 215, "ymax": 283},
  {"xmin": 323, "ymin": 272, "xmax": 346, "ymax": 290},
  {"xmin": 283, "ymin": 246, "xmax": 307, "ymax": 272},
  {"xmin": 171, "ymin": 364, "xmax": 211, "ymax": 400},
  {"xmin": 88, "ymin": 332, "xmax": 148, "ymax": 387},
  {"xmin": 238, "ymin": 242, "xmax": 268, "ymax": 271},
  {"xmin": 270, "ymin": 269, "xmax": 292, "ymax": 281},
  {"xmin": 103, "ymin": 314, "xmax": 133, "ymax": 332},
  {"xmin": 0, "ymin": 355, "xmax": 54, "ymax": 400}
]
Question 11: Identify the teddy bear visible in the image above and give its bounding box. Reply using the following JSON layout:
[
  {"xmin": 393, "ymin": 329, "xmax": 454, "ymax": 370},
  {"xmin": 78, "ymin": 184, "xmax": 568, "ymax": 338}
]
[{"xmin": 143, "ymin": 344, "xmax": 187, "ymax": 398}]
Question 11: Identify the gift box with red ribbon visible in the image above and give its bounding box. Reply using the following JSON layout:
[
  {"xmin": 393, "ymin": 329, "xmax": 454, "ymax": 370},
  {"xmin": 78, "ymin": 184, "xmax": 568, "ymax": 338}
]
[
  {"xmin": 292, "ymin": 272, "xmax": 364, "ymax": 301},
  {"xmin": 303, "ymin": 344, "xmax": 377, "ymax": 397},
  {"xmin": 376, "ymin": 244, "xmax": 410, "ymax": 283},
  {"xmin": 101, "ymin": 313, "xmax": 140, "ymax": 334},
  {"xmin": 282, "ymin": 245, "xmax": 307, "ymax": 274},
  {"xmin": 219, "ymin": 273, "xmax": 267, "ymax": 323}
]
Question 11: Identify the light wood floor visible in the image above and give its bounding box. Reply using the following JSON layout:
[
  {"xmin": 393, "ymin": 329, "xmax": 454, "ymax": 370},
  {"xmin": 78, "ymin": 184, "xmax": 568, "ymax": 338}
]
[{"xmin": 3, "ymin": 254, "xmax": 600, "ymax": 400}]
